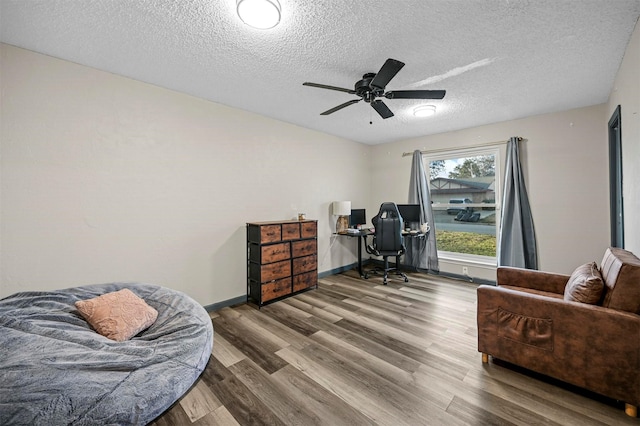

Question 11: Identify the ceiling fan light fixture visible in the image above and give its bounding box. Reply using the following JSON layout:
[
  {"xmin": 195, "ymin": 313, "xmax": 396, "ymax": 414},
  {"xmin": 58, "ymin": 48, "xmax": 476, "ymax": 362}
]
[
  {"xmin": 237, "ymin": 0, "xmax": 281, "ymax": 29},
  {"xmin": 413, "ymin": 105, "xmax": 436, "ymax": 117}
]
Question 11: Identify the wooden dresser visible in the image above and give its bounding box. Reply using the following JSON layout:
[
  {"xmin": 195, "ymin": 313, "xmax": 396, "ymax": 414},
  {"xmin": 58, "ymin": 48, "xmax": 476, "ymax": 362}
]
[{"xmin": 246, "ymin": 219, "xmax": 318, "ymax": 307}]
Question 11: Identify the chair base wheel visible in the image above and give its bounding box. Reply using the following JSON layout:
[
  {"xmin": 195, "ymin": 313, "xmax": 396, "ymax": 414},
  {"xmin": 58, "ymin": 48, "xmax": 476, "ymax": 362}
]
[{"xmin": 363, "ymin": 266, "xmax": 408, "ymax": 285}]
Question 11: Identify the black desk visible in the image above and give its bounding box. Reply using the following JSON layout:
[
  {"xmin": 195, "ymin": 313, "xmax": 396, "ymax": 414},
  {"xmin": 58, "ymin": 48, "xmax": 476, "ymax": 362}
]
[
  {"xmin": 336, "ymin": 229, "xmax": 426, "ymax": 278},
  {"xmin": 335, "ymin": 229, "xmax": 373, "ymax": 277}
]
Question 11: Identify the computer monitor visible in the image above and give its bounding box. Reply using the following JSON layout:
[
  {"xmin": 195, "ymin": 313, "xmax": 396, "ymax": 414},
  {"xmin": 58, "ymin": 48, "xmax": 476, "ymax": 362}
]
[
  {"xmin": 397, "ymin": 204, "xmax": 421, "ymax": 229},
  {"xmin": 349, "ymin": 209, "xmax": 366, "ymax": 228}
]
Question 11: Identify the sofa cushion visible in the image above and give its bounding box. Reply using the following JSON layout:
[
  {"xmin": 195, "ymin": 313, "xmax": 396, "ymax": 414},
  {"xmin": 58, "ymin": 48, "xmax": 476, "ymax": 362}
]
[
  {"xmin": 600, "ymin": 247, "xmax": 640, "ymax": 314},
  {"xmin": 563, "ymin": 261, "xmax": 604, "ymax": 304}
]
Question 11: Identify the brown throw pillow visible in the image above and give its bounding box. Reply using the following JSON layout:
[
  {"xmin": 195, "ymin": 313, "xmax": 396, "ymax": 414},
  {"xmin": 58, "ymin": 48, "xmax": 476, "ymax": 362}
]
[
  {"xmin": 564, "ymin": 261, "xmax": 604, "ymax": 304},
  {"xmin": 75, "ymin": 288, "xmax": 158, "ymax": 341}
]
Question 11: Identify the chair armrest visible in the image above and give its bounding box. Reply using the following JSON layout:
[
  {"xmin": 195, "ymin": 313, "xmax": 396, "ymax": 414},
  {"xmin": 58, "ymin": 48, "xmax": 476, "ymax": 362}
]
[
  {"xmin": 497, "ymin": 266, "xmax": 569, "ymax": 295},
  {"xmin": 364, "ymin": 235, "xmax": 378, "ymax": 256}
]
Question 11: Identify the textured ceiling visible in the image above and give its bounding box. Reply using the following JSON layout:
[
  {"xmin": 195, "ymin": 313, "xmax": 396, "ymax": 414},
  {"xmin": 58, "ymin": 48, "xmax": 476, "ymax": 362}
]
[{"xmin": 2, "ymin": 0, "xmax": 639, "ymax": 145}]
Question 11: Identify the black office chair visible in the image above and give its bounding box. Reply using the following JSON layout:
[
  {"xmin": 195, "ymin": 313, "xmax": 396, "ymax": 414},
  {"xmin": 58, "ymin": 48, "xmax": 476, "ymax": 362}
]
[{"xmin": 364, "ymin": 202, "xmax": 408, "ymax": 285}]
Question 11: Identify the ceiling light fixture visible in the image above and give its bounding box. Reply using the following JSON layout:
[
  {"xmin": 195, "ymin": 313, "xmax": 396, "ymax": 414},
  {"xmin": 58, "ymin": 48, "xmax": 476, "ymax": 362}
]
[
  {"xmin": 413, "ymin": 105, "xmax": 436, "ymax": 117},
  {"xmin": 237, "ymin": 0, "xmax": 281, "ymax": 29}
]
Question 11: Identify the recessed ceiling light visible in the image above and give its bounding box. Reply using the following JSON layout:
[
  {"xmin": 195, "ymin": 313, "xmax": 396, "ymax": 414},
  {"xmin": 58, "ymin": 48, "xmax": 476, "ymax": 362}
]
[
  {"xmin": 413, "ymin": 105, "xmax": 436, "ymax": 117},
  {"xmin": 237, "ymin": 0, "xmax": 281, "ymax": 29}
]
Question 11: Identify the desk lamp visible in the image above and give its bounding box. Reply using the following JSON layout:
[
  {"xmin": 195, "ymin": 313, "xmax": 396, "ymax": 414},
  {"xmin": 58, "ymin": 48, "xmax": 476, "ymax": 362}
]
[{"xmin": 332, "ymin": 201, "xmax": 351, "ymax": 233}]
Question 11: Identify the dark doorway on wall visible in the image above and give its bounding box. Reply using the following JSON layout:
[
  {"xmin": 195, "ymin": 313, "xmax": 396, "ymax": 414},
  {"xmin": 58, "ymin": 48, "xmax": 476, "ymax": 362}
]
[{"xmin": 608, "ymin": 105, "xmax": 624, "ymax": 248}]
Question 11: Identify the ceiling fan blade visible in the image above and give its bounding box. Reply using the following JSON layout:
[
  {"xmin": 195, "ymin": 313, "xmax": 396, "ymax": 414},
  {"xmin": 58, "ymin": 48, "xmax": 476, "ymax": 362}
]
[
  {"xmin": 385, "ymin": 90, "xmax": 446, "ymax": 99},
  {"xmin": 370, "ymin": 58, "xmax": 405, "ymax": 89},
  {"xmin": 303, "ymin": 82, "xmax": 356, "ymax": 94},
  {"xmin": 371, "ymin": 100, "xmax": 394, "ymax": 119},
  {"xmin": 320, "ymin": 99, "xmax": 361, "ymax": 115}
]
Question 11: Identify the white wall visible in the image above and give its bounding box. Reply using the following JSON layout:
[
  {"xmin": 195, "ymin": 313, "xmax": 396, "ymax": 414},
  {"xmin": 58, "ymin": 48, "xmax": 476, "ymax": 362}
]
[
  {"xmin": 608, "ymin": 19, "xmax": 640, "ymax": 255},
  {"xmin": 371, "ymin": 104, "xmax": 611, "ymax": 279},
  {"xmin": 0, "ymin": 44, "xmax": 369, "ymax": 304}
]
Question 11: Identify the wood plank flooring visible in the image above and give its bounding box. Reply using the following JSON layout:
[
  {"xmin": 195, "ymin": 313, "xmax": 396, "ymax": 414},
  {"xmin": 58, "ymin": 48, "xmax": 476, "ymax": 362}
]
[{"xmin": 150, "ymin": 271, "xmax": 638, "ymax": 425}]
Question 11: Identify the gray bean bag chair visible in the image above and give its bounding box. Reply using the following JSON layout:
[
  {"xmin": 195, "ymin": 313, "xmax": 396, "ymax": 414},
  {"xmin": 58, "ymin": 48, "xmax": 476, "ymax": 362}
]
[{"xmin": 0, "ymin": 282, "xmax": 213, "ymax": 425}]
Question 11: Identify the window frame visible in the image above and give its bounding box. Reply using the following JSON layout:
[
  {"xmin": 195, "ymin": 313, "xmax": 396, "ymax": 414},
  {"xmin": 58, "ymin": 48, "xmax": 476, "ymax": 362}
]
[{"xmin": 424, "ymin": 145, "xmax": 501, "ymax": 264}]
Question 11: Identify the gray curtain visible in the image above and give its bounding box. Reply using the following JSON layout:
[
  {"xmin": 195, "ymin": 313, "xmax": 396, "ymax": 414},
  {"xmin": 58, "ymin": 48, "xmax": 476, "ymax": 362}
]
[
  {"xmin": 498, "ymin": 137, "xmax": 538, "ymax": 269},
  {"xmin": 406, "ymin": 150, "xmax": 439, "ymax": 272}
]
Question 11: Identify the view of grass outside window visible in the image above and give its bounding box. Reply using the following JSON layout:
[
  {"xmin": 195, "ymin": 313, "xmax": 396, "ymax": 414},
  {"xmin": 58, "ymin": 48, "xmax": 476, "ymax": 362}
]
[{"xmin": 427, "ymin": 151, "xmax": 498, "ymax": 257}]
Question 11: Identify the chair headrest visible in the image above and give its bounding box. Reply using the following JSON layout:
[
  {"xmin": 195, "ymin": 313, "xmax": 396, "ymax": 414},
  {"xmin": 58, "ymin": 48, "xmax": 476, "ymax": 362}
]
[{"xmin": 378, "ymin": 202, "xmax": 402, "ymax": 219}]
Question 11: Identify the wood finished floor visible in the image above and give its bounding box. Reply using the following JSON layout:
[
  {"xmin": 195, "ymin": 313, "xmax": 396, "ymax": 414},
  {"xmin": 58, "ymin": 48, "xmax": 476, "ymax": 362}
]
[{"xmin": 150, "ymin": 270, "xmax": 638, "ymax": 426}]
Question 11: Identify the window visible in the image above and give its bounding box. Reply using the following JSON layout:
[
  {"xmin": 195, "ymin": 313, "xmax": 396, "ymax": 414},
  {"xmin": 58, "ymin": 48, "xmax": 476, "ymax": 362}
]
[{"xmin": 426, "ymin": 147, "xmax": 500, "ymax": 261}]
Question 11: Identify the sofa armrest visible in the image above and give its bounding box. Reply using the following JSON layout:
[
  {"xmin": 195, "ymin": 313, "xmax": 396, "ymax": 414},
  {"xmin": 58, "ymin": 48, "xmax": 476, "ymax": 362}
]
[
  {"xmin": 477, "ymin": 285, "xmax": 640, "ymax": 405},
  {"xmin": 497, "ymin": 266, "xmax": 570, "ymax": 294}
]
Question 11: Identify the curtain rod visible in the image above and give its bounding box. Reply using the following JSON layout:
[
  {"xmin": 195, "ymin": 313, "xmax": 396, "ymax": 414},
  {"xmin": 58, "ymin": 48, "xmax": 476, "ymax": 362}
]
[{"xmin": 401, "ymin": 136, "xmax": 523, "ymax": 157}]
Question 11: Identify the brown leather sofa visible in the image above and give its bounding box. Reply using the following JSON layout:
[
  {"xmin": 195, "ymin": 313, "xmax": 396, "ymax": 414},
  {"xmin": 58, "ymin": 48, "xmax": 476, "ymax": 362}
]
[{"xmin": 477, "ymin": 247, "xmax": 640, "ymax": 417}]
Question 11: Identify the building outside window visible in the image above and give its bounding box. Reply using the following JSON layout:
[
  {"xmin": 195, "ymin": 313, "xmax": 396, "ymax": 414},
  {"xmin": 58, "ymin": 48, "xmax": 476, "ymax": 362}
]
[{"xmin": 425, "ymin": 147, "xmax": 500, "ymax": 263}]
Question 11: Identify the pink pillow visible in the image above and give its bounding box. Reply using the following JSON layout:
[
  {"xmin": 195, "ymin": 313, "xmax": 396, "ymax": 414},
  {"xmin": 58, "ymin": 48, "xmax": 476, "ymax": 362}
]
[{"xmin": 75, "ymin": 288, "xmax": 158, "ymax": 341}]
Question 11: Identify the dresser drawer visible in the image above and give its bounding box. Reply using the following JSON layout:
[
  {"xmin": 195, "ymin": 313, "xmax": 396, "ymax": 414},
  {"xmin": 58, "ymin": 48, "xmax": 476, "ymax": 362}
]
[
  {"xmin": 249, "ymin": 259, "xmax": 291, "ymax": 283},
  {"xmin": 292, "ymin": 254, "xmax": 317, "ymax": 275},
  {"xmin": 260, "ymin": 225, "xmax": 282, "ymax": 243},
  {"xmin": 293, "ymin": 271, "xmax": 317, "ymax": 292},
  {"xmin": 247, "ymin": 224, "xmax": 282, "ymax": 244},
  {"xmin": 282, "ymin": 223, "xmax": 301, "ymax": 240},
  {"xmin": 261, "ymin": 277, "xmax": 292, "ymax": 302},
  {"xmin": 301, "ymin": 221, "xmax": 317, "ymax": 238},
  {"xmin": 291, "ymin": 240, "xmax": 317, "ymax": 257},
  {"xmin": 249, "ymin": 242, "xmax": 290, "ymax": 264}
]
